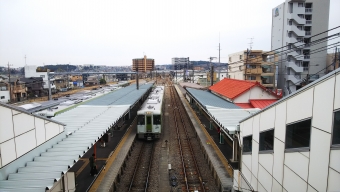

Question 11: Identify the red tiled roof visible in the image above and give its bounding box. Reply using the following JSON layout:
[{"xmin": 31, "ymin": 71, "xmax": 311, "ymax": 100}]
[
  {"xmin": 209, "ymin": 78, "xmax": 259, "ymax": 99},
  {"xmin": 249, "ymin": 99, "xmax": 278, "ymax": 109},
  {"xmin": 235, "ymin": 103, "xmax": 254, "ymax": 109}
]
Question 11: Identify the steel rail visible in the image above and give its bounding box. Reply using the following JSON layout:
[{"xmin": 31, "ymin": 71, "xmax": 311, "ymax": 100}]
[
  {"xmin": 170, "ymin": 84, "xmax": 205, "ymax": 191},
  {"xmin": 127, "ymin": 142, "xmax": 155, "ymax": 192}
]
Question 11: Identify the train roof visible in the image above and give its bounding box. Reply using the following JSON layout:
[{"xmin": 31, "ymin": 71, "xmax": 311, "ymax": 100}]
[{"xmin": 138, "ymin": 86, "xmax": 164, "ymax": 114}]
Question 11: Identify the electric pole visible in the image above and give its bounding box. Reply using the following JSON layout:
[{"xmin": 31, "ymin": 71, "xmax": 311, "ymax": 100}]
[{"xmin": 8, "ymin": 62, "xmax": 13, "ymax": 102}]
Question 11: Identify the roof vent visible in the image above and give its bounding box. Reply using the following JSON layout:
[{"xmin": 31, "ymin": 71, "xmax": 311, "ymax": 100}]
[{"xmin": 147, "ymin": 105, "xmax": 153, "ymax": 109}]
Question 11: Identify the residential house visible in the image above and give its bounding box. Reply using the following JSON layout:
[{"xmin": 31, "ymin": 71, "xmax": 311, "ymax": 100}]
[
  {"xmin": 84, "ymin": 76, "xmax": 99, "ymax": 86},
  {"xmin": 209, "ymin": 78, "xmax": 282, "ymax": 109},
  {"xmin": 69, "ymin": 75, "xmax": 83, "ymax": 87},
  {"xmin": 25, "ymin": 65, "xmax": 56, "ymax": 92},
  {"xmin": 20, "ymin": 77, "xmax": 44, "ymax": 98},
  {"xmin": 54, "ymin": 78, "xmax": 67, "ymax": 90},
  {"xmin": 8, "ymin": 78, "xmax": 27, "ymax": 102}
]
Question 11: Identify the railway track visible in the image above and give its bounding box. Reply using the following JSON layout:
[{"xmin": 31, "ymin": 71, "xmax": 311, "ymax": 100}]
[
  {"xmin": 169, "ymin": 84, "xmax": 206, "ymax": 192},
  {"xmin": 127, "ymin": 142, "xmax": 155, "ymax": 192}
]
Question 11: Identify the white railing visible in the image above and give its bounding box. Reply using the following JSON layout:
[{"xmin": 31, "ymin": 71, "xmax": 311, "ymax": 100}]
[
  {"xmin": 305, "ymin": 31, "xmax": 311, "ymax": 35},
  {"xmin": 306, "ymin": 20, "xmax": 312, "ymax": 24},
  {"xmin": 305, "ymin": 8, "xmax": 312, "ymax": 12},
  {"xmin": 304, "ymin": 55, "xmax": 310, "ymax": 59}
]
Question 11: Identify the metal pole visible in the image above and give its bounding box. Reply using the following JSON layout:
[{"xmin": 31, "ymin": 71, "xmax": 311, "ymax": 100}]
[
  {"xmin": 48, "ymin": 69, "xmax": 52, "ymax": 100},
  {"xmin": 8, "ymin": 62, "xmax": 12, "ymax": 102}
]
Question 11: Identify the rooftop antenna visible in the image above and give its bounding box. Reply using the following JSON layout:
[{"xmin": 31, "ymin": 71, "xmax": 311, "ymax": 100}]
[
  {"xmin": 25, "ymin": 55, "xmax": 27, "ymax": 66},
  {"xmin": 248, "ymin": 37, "xmax": 254, "ymax": 53}
]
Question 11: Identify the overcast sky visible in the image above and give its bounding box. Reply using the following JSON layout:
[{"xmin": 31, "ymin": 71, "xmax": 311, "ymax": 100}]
[{"xmin": 1, "ymin": 0, "xmax": 339, "ymax": 67}]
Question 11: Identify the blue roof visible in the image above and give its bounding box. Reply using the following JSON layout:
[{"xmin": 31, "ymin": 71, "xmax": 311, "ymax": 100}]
[{"xmin": 186, "ymin": 88, "xmax": 240, "ymax": 109}]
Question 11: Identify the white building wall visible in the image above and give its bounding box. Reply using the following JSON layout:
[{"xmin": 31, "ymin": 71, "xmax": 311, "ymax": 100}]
[
  {"xmin": 0, "ymin": 105, "xmax": 64, "ymax": 168},
  {"xmin": 0, "ymin": 91, "xmax": 10, "ymax": 103},
  {"xmin": 233, "ymin": 86, "xmax": 278, "ymax": 103},
  {"xmin": 235, "ymin": 70, "xmax": 340, "ymax": 192},
  {"xmin": 228, "ymin": 51, "xmax": 244, "ymax": 80}
]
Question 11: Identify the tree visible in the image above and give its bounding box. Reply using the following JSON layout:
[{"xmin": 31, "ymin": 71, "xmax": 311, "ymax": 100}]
[{"xmin": 100, "ymin": 79, "xmax": 106, "ymax": 85}]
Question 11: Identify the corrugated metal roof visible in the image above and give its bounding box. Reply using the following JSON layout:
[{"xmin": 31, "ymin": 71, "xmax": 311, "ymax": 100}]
[
  {"xmin": 0, "ymin": 83, "xmax": 152, "ymax": 192},
  {"xmin": 186, "ymin": 88, "xmax": 240, "ymax": 109},
  {"xmin": 249, "ymin": 99, "xmax": 278, "ymax": 109},
  {"xmin": 206, "ymin": 107, "xmax": 260, "ymax": 134},
  {"xmin": 85, "ymin": 83, "xmax": 153, "ymax": 106},
  {"xmin": 235, "ymin": 103, "xmax": 254, "ymax": 109}
]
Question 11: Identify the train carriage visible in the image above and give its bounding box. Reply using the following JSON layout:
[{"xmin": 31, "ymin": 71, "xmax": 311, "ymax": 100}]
[{"xmin": 137, "ymin": 85, "xmax": 165, "ymax": 140}]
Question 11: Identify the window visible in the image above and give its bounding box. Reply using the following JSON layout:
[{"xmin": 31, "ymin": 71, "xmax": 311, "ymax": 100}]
[
  {"xmin": 40, "ymin": 75, "xmax": 45, "ymax": 78},
  {"xmin": 259, "ymin": 129, "xmax": 274, "ymax": 151},
  {"xmin": 240, "ymin": 55, "xmax": 243, "ymax": 60},
  {"xmin": 243, "ymin": 135, "xmax": 252, "ymax": 153},
  {"xmin": 285, "ymin": 119, "xmax": 311, "ymax": 150},
  {"xmin": 137, "ymin": 115, "xmax": 145, "ymax": 125},
  {"xmin": 247, "ymin": 76, "xmax": 256, "ymax": 80},
  {"xmin": 247, "ymin": 65, "xmax": 256, "ymax": 69},
  {"xmin": 332, "ymin": 111, "xmax": 340, "ymax": 145},
  {"xmin": 153, "ymin": 115, "xmax": 161, "ymax": 125},
  {"xmin": 229, "ymin": 57, "xmax": 232, "ymax": 62},
  {"xmin": 0, "ymin": 96, "xmax": 4, "ymax": 99},
  {"xmin": 298, "ymin": 3, "xmax": 304, "ymax": 7}
]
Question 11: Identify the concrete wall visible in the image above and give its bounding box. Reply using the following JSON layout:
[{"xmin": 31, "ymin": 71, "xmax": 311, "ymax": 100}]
[
  {"xmin": 235, "ymin": 70, "xmax": 340, "ymax": 191},
  {"xmin": 234, "ymin": 86, "xmax": 278, "ymax": 103}
]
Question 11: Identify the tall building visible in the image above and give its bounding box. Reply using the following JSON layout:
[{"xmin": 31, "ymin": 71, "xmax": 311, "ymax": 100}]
[
  {"xmin": 132, "ymin": 55, "xmax": 155, "ymax": 72},
  {"xmin": 172, "ymin": 57, "xmax": 191, "ymax": 70},
  {"xmin": 228, "ymin": 50, "xmax": 277, "ymax": 90},
  {"xmin": 271, "ymin": 0, "xmax": 330, "ymax": 95}
]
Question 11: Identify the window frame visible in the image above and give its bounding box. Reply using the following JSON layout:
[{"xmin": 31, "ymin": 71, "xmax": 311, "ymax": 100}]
[
  {"xmin": 242, "ymin": 135, "xmax": 253, "ymax": 155},
  {"xmin": 331, "ymin": 109, "xmax": 340, "ymax": 149},
  {"xmin": 259, "ymin": 128, "xmax": 274, "ymax": 154},
  {"xmin": 285, "ymin": 118, "xmax": 312, "ymax": 153}
]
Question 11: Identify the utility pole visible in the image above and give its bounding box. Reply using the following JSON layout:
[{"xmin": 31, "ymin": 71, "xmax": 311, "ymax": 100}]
[
  {"xmin": 335, "ymin": 47, "xmax": 339, "ymax": 70},
  {"xmin": 218, "ymin": 42, "xmax": 221, "ymax": 81},
  {"xmin": 209, "ymin": 57, "xmax": 217, "ymax": 86},
  {"xmin": 136, "ymin": 65, "xmax": 139, "ymax": 90},
  {"xmin": 48, "ymin": 69, "xmax": 52, "ymax": 100},
  {"xmin": 8, "ymin": 62, "xmax": 13, "ymax": 102}
]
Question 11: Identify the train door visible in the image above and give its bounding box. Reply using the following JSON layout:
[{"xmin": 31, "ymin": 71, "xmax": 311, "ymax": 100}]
[{"xmin": 146, "ymin": 115, "xmax": 152, "ymax": 132}]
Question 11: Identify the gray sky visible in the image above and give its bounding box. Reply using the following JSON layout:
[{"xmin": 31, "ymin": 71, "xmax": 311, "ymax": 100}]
[{"xmin": 1, "ymin": 0, "xmax": 339, "ymax": 67}]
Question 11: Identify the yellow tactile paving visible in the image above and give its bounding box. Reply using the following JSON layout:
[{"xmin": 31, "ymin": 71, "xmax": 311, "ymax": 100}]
[
  {"xmin": 77, "ymin": 158, "xmax": 108, "ymax": 176},
  {"xmin": 88, "ymin": 127, "xmax": 133, "ymax": 192}
]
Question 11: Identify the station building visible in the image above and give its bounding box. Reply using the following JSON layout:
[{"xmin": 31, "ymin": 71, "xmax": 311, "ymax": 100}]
[{"xmin": 233, "ymin": 68, "xmax": 340, "ymax": 191}]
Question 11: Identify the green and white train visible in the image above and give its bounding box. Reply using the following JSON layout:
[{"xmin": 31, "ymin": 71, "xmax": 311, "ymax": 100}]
[{"xmin": 137, "ymin": 85, "xmax": 165, "ymax": 140}]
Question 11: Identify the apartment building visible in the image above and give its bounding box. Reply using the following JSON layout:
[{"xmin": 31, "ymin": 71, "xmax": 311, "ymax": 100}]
[
  {"xmin": 271, "ymin": 0, "xmax": 330, "ymax": 95},
  {"xmin": 172, "ymin": 57, "xmax": 191, "ymax": 70},
  {"xmin": 228, "ymin": 50, "xmax": 277, "ymax": 90},
  {"xmin": 132, "ymin": 55, "xmax": 155, "ymax": 72}
]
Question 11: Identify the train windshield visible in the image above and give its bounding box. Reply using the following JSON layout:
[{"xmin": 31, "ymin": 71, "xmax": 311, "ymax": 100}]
[
  {"xmin": 137, "ymin": 115, "xmax": 145, "ymax": 125},
  {"xmin": 153, "ymin": 115, "xmax": 161, "ymax": 125}
]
